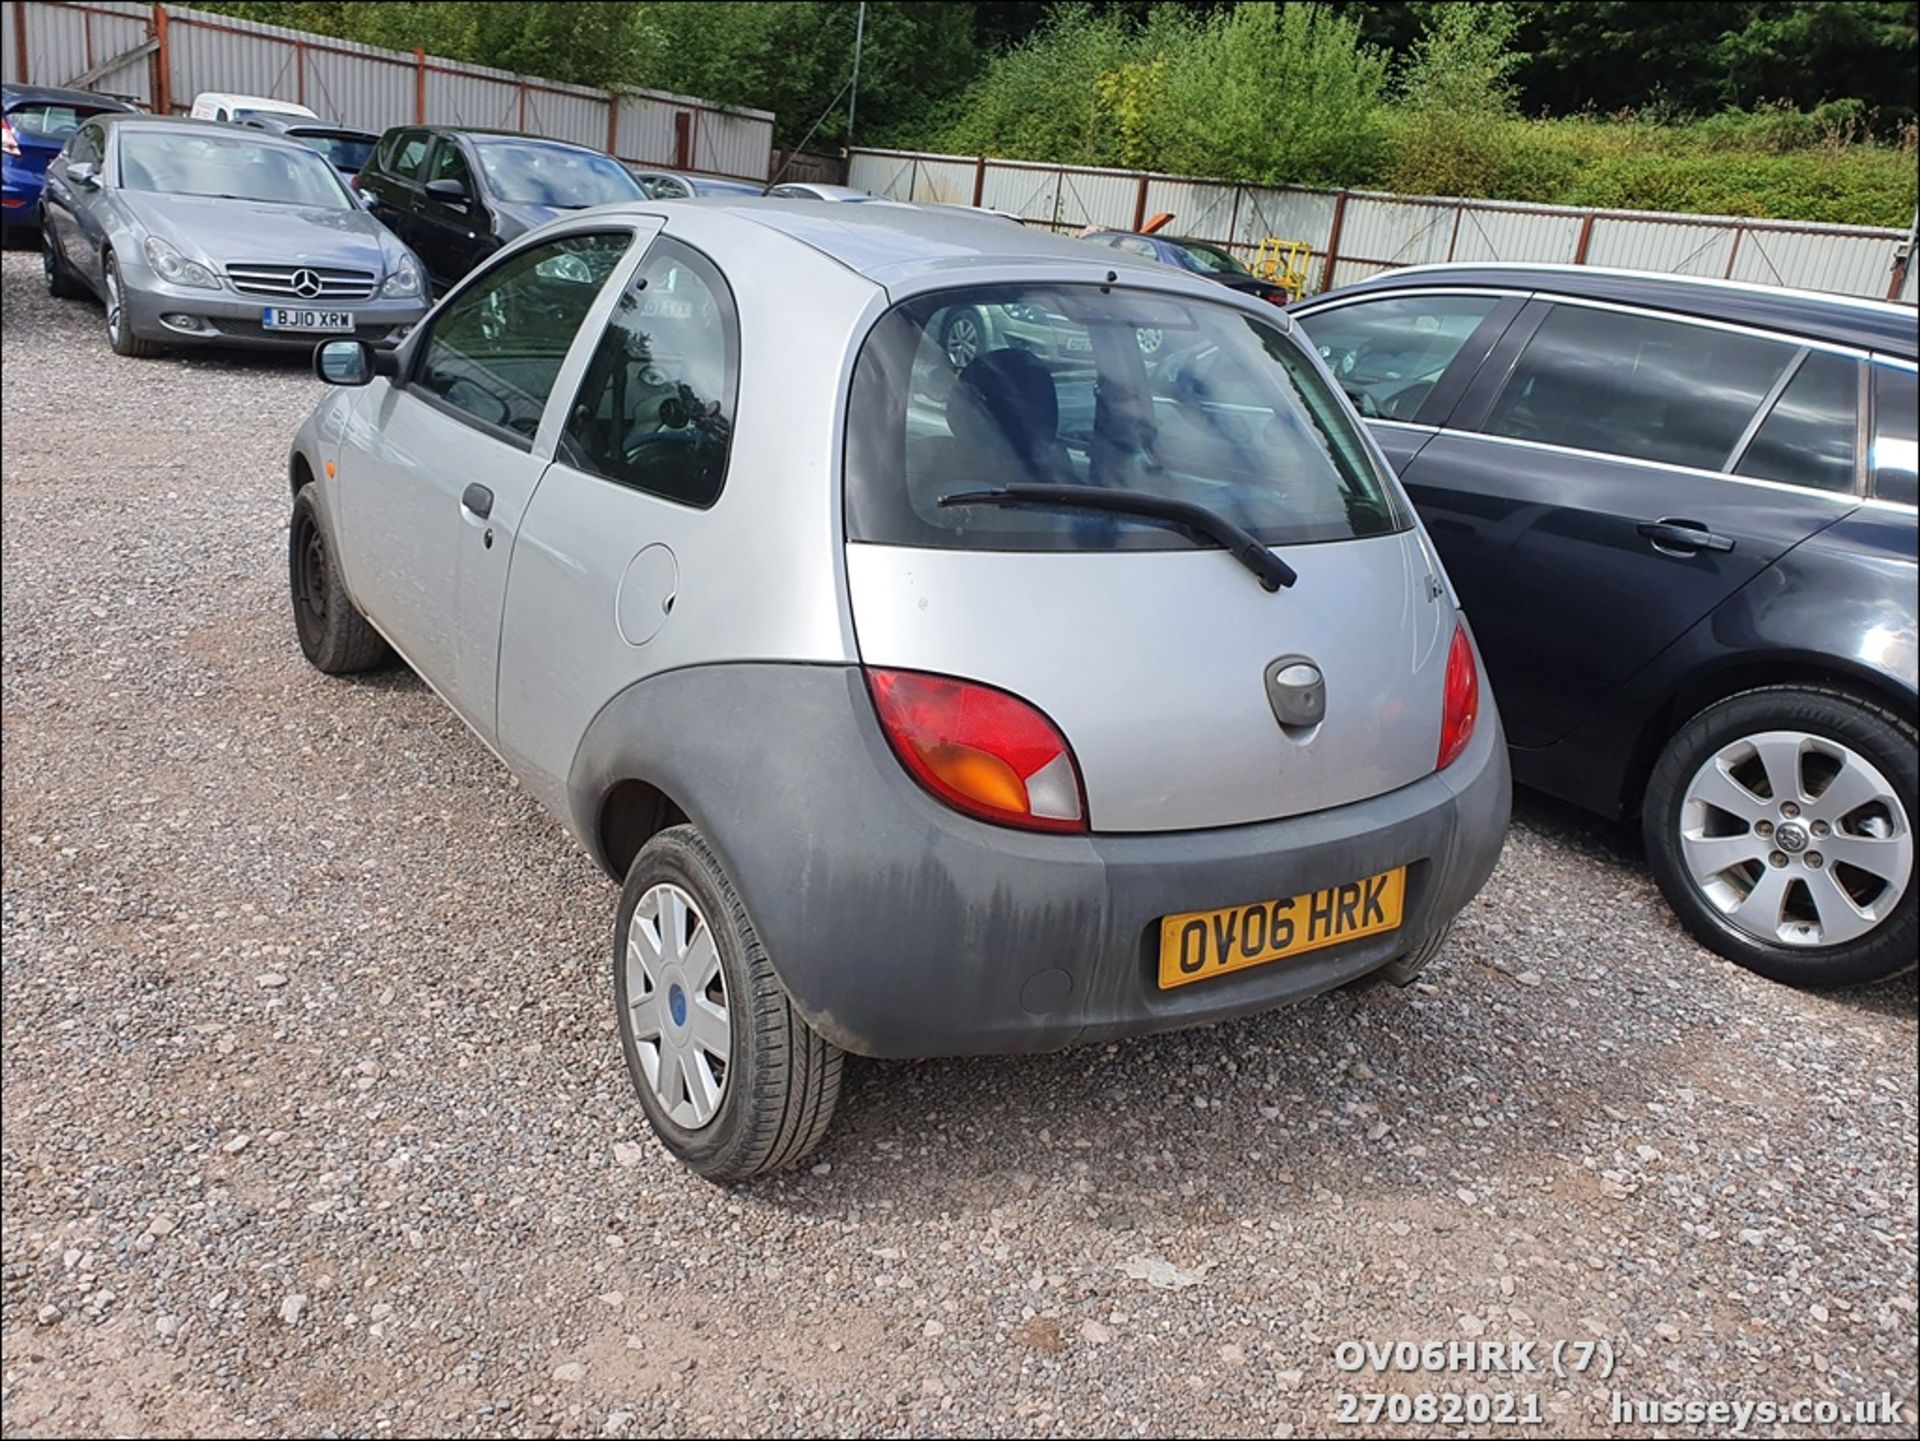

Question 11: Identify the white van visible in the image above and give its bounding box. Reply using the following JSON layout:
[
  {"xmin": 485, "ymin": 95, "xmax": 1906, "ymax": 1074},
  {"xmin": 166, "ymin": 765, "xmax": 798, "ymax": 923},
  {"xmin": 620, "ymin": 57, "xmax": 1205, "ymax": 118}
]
[{"xmin": 189, "ymin": 92, "xmax": 318, "ymax": 125}]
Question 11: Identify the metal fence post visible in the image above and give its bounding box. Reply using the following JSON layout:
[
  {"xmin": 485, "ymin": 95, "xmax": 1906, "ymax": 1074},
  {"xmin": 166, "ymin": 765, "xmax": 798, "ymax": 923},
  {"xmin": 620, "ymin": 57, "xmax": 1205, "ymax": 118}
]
[
  {"xmin": 1722, "ymin": 226, "xmax": 1744, "ymax": 279},
  {"xmin": 152, "ymin": 5, "xmax": 170, "ymax": 114},
  {"xmin": 1132, "ymin": 175, "xmax": 1148, "ymax": 232},
  {"xmin": 972, "ymin": 156, "xmax": 986, "ymax": 207},
  {"xmin": 13, "ymin": 3, "xmax": 28, "ymax": 83},
  {"xmin": 606, "ymin": 91, "xmax": 619, "ymax": 158},
  {"xmin": 413, "ymin": 47, "xmax": 426, "ymax": 124},
  {"xmin": 1573, "ymin": 212, "xmax": 1595, "ymax": 265},
  {"xmin": 1320, "ymin": 189, "xmax": 1349, "ymax": 292}
]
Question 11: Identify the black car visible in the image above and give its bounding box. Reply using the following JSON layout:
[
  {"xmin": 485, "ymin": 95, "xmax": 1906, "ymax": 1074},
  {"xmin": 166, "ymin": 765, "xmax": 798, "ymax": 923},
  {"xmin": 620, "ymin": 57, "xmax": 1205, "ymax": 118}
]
[
  {"xmin": 237, "ymin": 111, "xmax": 380, "ymax": 177},
  {"xmin": 1293, "ymin": 264, "xmax": 1917, "ymax": 988},
  {"xmin": 352, "ymin": 126, "xmax": 644, "ymax": 291},
  {"xmin": 1082, "ymin": 228, "xmax": 1291, "ymax": 304}
]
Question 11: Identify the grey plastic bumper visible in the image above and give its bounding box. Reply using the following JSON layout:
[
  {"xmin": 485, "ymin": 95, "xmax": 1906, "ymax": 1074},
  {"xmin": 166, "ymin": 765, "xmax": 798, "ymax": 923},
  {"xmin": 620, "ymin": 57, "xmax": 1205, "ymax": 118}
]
[{"xmin": 569, "ymin": 663, "xmax": 1511, "ymax": 1059}]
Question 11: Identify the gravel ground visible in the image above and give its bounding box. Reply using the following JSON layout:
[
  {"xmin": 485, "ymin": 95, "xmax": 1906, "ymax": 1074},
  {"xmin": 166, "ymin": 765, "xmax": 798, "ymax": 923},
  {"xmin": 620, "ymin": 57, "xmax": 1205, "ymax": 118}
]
[{"xmin": 2, "ymin": 247, "xmax": 1916, "ymax": 1440}]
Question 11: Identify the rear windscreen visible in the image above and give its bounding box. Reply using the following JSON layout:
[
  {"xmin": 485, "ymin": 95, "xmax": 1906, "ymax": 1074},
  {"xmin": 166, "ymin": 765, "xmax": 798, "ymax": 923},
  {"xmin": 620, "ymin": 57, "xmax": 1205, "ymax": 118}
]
[
  {"xmin": 292, "ymin": 130, "xmax": 377, "ymax": 171},
  {"xmin": 7, "ymin": 103, "xmax": 112, "ymax": 141},
  {"xmin": 845, "ymin": 284, "xmax": 1407, "ymax": 552}
]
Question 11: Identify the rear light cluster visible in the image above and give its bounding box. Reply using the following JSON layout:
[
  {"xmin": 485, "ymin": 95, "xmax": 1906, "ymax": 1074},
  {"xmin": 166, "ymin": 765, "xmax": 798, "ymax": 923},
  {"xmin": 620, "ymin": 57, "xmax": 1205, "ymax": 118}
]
[
  {"xmin": 866, "ymin": 668, "xmax": 1086, "ymax": 833},
  {"xmin": 1437, "ymin": 622, "xmax": 1480, "ymax": 771},
  {"xmin": 1, "ymin": 120, "xmax": 19, "ymax": 158}
]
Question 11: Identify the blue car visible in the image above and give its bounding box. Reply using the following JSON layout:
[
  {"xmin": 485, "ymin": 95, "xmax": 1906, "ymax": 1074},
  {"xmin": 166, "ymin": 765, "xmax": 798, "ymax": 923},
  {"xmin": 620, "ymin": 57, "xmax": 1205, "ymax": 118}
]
[
  {"xmin": 2, "ymin": 83, "xmax": 137, "ymax": 241},
  {"xmin": 1081, "ymin": 228, "xmax": 1291, "ymax": 305}
]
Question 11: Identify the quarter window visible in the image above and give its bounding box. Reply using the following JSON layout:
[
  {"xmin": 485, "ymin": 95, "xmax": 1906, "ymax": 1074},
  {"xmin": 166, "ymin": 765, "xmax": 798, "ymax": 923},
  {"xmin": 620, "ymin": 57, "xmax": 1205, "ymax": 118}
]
[
  {"xmin": 412, "ymin": 232, "xmax": 631, "ymax": 445},
  {"xmin": 1296, "ymin": 294, "xmax": 1502, "ymax": 422},
  {"xmin": 385, "ymin": 129, "xmax": 431, "ymax": 179},
  {"xmin": 1870, "ymin": 364, "xmax": 1917, "ymax": 505},
  {"xmin": 559, "ymin": 238, "xmax": 740, "ymax": 507},
  {"xmin": 1734, "ymin": 350, "xmax": 1860, "ymax": 494},
  {"xmin": 1484, "ymin": 304, "xmax": 1795, "ymax": 471}
]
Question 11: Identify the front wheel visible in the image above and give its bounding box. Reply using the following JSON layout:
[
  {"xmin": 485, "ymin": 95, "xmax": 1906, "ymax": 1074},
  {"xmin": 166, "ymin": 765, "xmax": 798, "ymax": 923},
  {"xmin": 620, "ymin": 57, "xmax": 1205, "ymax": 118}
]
[
  {"xmin": 613, "ymin": 825, "xmax": 842, "ymax": 1182},
  {"xmin": 103, "ymin": 253, "xmax": 161, "ymax": 357},
  {"xmin": 1643, "ymin": 685, "xmax": 1916, "ymax": 988},
  {"xmin": 288, "ymin": 488, "xmax": 391, "ymax": 674}
]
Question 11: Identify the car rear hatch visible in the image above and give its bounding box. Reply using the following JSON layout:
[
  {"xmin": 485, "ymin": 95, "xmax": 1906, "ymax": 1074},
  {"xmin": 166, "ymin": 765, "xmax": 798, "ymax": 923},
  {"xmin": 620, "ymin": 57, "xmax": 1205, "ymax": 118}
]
[{"xmin": 843, "ymin": 280, "xmax": 1457, "ymax": 833}]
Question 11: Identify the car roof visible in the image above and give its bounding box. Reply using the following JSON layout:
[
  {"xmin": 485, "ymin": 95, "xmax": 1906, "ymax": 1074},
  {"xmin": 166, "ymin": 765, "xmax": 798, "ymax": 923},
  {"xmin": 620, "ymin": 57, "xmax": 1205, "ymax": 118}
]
[
  {"xmin": 407, "ymin": 125, "xmax": 607, "ymax": 152},
  {"xmin": 1310, "ymin": 262, "xmax": 1918, "ymax": 359},
  {"xmin": 593, "ymin": 199, "xmax": 1188, "ymax": 290},
  {"xmin": 96, "ymin": 114, "xmax": 329, "ymax": 149},
  {"xmin": 3, "ymin": 84, "xmax": 137, "ymax": 110}
]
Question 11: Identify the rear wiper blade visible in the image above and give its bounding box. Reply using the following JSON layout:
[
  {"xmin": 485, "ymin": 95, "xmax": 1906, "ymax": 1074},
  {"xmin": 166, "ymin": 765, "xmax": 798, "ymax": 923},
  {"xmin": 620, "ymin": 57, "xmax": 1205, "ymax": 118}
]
[{"xmin": 938, "ymin": 483, "xmax": 1296, "ymax": 592}]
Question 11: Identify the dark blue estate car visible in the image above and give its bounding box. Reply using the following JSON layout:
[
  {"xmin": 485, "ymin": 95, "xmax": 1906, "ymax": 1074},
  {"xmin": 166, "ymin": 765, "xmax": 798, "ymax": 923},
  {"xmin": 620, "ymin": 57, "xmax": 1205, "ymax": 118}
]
[
  {"xmin": 1294, "ymin": 264, "xmax": 1918, "ymax": 988},
  {"xmin": 2, "ymin": 84, "xmax": 137, "ymax": 241}
]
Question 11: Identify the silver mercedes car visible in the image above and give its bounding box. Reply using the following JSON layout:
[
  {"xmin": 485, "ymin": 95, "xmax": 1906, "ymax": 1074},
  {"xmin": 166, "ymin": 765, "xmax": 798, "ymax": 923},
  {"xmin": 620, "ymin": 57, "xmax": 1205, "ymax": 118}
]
[
  {"xmin": 39, "ymin": 115, "xmax": 429, "ymax": 356},
  {"xmin": 284, "ymin": 201, "xmax": 1511, "ymax": 1180}
]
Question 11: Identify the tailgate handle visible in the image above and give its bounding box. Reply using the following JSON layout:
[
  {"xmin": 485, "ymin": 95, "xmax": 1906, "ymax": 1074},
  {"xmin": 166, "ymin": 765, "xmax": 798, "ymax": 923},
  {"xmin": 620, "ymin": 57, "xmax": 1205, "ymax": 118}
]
[
  {"xmin": 1638, "ymin": 518, "xmax": 1733, "ymax": 555},
  {"xmin": 461, "ymin": 483, "xmax": 494, "ymax": 519}
]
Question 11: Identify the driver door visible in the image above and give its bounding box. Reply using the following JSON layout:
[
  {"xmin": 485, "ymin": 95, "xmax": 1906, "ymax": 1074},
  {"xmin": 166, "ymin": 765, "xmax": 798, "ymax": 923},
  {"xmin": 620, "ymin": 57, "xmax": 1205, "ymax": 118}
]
[{"xmin": 335, "ymin": 229, "xmax": 645, "ymax": 739}]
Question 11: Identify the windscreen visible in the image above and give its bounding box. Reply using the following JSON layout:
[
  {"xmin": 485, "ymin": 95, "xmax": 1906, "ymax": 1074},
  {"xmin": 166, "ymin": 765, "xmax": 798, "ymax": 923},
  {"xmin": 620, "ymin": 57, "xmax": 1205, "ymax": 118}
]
[
  {"xmin": 470, "ymin": 139, "xmax": 644, "ymax": 207},
  {"xmin": 846, "ymin": 284, "xmax": 1408, "ymax": 552},
  {"xmin": 292, "ymin": 129, "xmax": 377, "ymax": 172},
  {"xmin": 118, "ymin": 130, "xmax": 353, "ymax": 209}
]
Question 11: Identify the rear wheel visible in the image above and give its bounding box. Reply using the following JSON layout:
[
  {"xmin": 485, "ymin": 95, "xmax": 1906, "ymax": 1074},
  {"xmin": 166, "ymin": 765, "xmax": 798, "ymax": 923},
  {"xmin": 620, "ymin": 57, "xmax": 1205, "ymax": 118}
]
[
  {"xmin": 1643, "ymin": 685, "xmax": 1916, "ymax": 988},
  {"xmin": 42, "ymin": 226, "xmax": 84, "ymax": 299},
  {"xmin": 288, "ymin": 488, "xmax": 391, "ymax": 674},
  {"xmin": 103, "ymin": 253, "xmax": 161, "ymax": 357},
  {"xmin": 613, "ymin": 825, "xmax": 842, "ymax": 1182}
]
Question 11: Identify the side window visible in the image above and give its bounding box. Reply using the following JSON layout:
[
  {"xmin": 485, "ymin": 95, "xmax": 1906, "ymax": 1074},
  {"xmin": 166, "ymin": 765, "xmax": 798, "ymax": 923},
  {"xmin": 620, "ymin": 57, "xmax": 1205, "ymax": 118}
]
[
  {"xmin": 412, "ymin": 232, "xmax": 632, "ymax": 445},
  {"xmin": 1296, "ymin": 294, "xmax": 1503, "ymax": 422},
  {"xmin": 387, "ymin": 129, "xmax": 432, "ymax": 180},
  {"xmin": 427, "ymin": 139, "xmax": 471, "ymax": 186},
  {"xmin": 1733, "ymin": 350, "xmax": 1859, "ymax": 494},
  {"xmin": 1484, "ymin": 304, "xmax": 1794, "ymax": 471},
  {"xmin": 1870, "ymin": 364, "xmax": 1918, "ymax": 505},
  {"xmin": 559, "ymin": 238, "xmax": 740, "ymax": 507}
]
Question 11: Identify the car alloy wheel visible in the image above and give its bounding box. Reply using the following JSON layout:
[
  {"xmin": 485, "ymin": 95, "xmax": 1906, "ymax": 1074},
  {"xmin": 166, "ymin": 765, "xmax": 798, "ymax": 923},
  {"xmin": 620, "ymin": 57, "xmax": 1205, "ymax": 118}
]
[
  {"xmin": 105, "ymin": 261, "xmax": 125, "ymax": 345},
  {"xmin": 623, "ymin": 882, "xmax": 731, "ymax": 1130},
  {"xmin": 942, "ymin": 310, "xmax": 983, "ymax": 368},
  {"xmin": 1678, "ymin": 729, "xmax": 1912, "ymax": 948}
]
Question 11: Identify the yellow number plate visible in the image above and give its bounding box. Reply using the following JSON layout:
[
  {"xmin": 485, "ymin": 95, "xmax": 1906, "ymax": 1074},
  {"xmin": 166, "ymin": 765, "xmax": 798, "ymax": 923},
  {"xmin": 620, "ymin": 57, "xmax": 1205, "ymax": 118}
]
[{"xmin": 1157, "ymin": 867, "xmax": 1406, "ymax": 990}]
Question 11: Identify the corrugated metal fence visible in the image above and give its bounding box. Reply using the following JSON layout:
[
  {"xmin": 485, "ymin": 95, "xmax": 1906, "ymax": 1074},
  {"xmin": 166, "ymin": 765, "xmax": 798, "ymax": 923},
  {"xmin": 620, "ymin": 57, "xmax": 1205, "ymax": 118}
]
[
  {"xmin": 851, "ymin": 148, "xmax": 1918, "ymax": 304},
  {"xmin": 1, "ymin": 0, "xmax": 775, "ymax": 181}
]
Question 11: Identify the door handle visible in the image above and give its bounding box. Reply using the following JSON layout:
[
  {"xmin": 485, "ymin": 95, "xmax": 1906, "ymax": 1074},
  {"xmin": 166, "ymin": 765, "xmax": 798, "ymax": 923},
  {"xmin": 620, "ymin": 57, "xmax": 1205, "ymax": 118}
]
[
  {"xmin": 461, "ymin": 483, "xmax": 494, "ymax": 519},
  {"xmin": 1638, "ymin": 518, "xmax": 1734, "ymax": 555}
]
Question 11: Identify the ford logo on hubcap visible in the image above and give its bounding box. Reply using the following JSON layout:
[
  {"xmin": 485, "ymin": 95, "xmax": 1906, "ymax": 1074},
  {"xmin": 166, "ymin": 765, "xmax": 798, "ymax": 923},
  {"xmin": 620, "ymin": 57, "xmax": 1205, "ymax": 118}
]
[{"xmin": 291, "ymin": 268, "xmax": 323, "ymax": 298}]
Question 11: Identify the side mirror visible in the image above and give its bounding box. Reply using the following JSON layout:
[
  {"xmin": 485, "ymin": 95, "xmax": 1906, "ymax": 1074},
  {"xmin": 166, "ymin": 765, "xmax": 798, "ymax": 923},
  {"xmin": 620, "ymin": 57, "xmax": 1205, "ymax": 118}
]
[
  {"xmin": 314, "ymin": 338, "xmax": 399, "ymax": 386},
  {"xmin": 423, "ymin": 177, "xmax": 469, "ymax": 207},
  {"xmin": 68, "ymin": 161, "xmax": 99, "ymax": 188}
]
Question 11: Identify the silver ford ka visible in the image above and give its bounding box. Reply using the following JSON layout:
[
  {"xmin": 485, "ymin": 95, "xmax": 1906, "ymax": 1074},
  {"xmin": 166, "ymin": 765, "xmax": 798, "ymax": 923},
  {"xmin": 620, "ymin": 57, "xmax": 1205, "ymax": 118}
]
[
  {"xmin": 285, "ymin": 201, "xmax": 1511, "ymax": 1180},
  {"xmin": 39, "ymin": 115, "xmax": 428, "ymax": 356}
]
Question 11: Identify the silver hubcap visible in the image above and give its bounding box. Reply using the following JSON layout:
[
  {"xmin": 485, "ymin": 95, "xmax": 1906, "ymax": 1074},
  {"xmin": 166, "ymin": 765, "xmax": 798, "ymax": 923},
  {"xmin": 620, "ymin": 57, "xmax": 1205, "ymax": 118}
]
[
  {"xmin": 1680, "ymin": 729, "xmax": 1912, "ymax": 949},
  {"xmin": 623, "ymin": 883, "xmax": 730, "ymax": 1129},
  {"xmin": 105, "ymin": 266, "xmax": 123, "ymax": 340},
  {"xmin": 945, "ymin": 314, "xmax": 980, "ymax": 367}
]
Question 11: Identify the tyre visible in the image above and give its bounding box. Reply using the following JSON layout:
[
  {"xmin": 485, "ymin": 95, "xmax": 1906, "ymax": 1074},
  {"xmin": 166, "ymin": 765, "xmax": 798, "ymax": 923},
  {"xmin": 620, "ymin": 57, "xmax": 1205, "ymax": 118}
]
[
  {"xmin": 288, "ymin": 488, "xmax": 391, "ymax": 674},
  {"xmin": 613, "ymin": 825, "xmax": 843, "ymax": 1182},
  {"xmin": 1377, "ymin": 919, "xmax": 1453, "ymax": 986},
  {"xmin": 939, "ymin": 305, "xmax": 989, "ymax": 369},
  {"xmin": 1643, "ymin": 685, "xmax": 1916, "ymax": 988},
  {"xmin": 103, "ymin": 253, "xmax": 161, "ymax": 357},
  {"xmin": 42, "ymin": 227, "xmax": 85, "ymax": 299}
]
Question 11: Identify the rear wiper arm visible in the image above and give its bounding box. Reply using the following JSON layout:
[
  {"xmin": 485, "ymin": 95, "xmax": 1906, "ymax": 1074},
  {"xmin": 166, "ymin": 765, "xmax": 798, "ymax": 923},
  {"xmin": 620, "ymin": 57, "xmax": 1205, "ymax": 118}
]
[{"xmin": 938, "ymin": 483, "xmax": 1296, "ymax": 592}]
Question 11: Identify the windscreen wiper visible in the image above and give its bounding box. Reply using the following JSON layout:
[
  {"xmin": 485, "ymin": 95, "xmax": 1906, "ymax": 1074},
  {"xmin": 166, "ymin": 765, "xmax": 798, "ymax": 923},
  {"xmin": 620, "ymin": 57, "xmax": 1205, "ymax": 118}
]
[{"xmin": 938, "ymin": 484, "xmax": 1297, "ymax": 592}]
